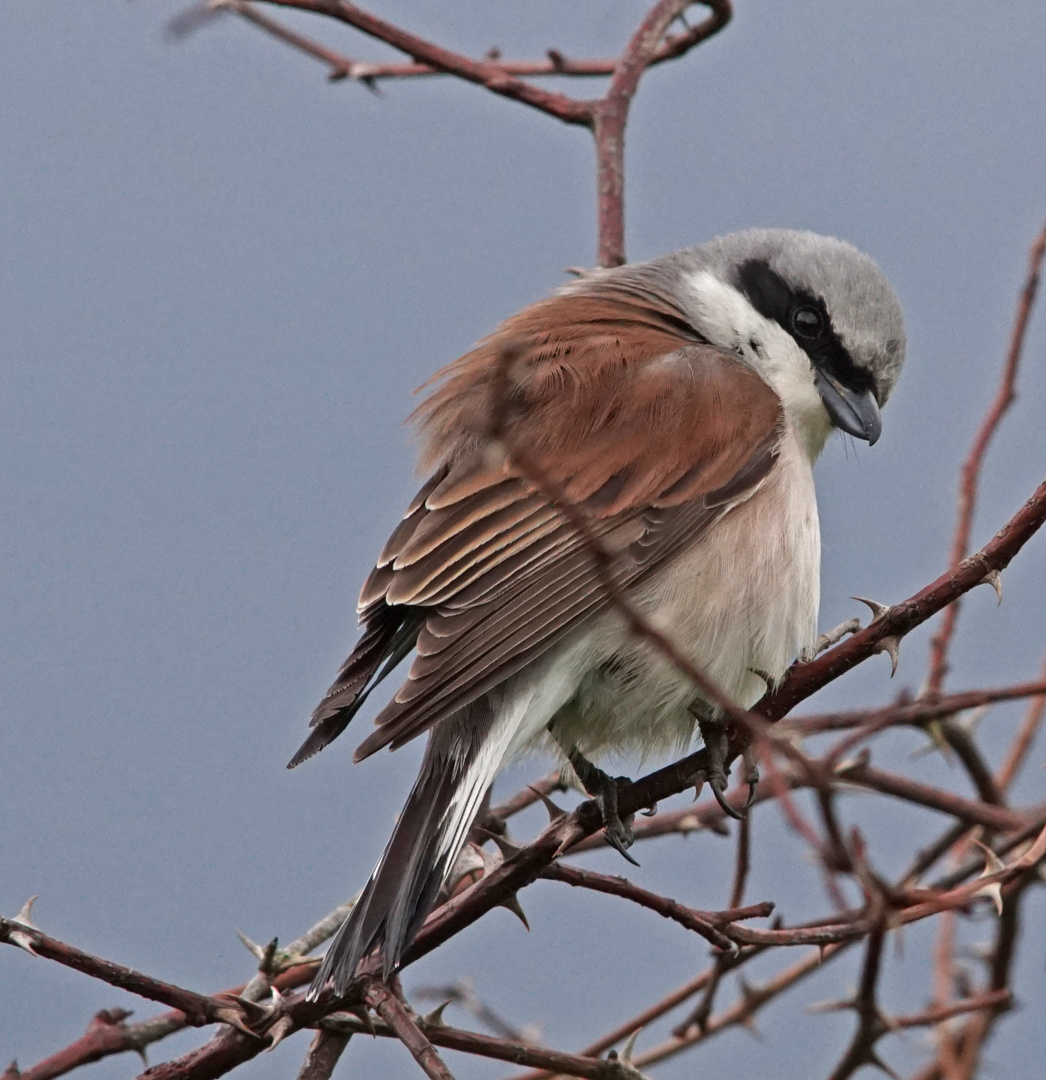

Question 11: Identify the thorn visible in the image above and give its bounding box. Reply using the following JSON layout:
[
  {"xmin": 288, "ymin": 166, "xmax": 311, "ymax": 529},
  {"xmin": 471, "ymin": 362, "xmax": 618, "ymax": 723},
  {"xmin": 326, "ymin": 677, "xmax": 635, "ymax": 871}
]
[
  {"xmin": 910, "ymin": 719, "xmax": 954, "ymax": 761},
  {"xmin": 13, "ymin": 897, "xmax": 38, "ymax": 929},
  {"xmin": 853, "ymin": 596, "xmax": 890, "ymax": 621},
  {"xmin": 483, "ymin": 831, "xmax": 521, "ymax": 860},
  {"xmin": 212, "ymin": 993, "xmax": 271, "ymax": 1034},
  {"xmin": 874, "ymin": 635, "xmax": 902, "ymax": 676},
  {"xmin": 691, "ymin": 777, "xmax": 705, "ymax": 802},
  {"xmin": 336, "ymin": 1003, "xmax": 376, "ymax": 1036},
  {"xmin": 236, "ymin": 930, "xmax": 265, "ymax": 960},
  {"xmin": 497, "ymin": 893, "xmax": 531, "ymax": 931},
  {"xmin": 6, "ymin": 897, "xmax": 39, "ymax": 954},
  {"xmin": 619, "ymin": 1026, "xmax": 642, "ymax": 1062},
  {"xmin": 269, "ymin": 985, "xmax": 284, "ymax": 1008},
  {"xmin": 134, "ymin": 1045, "xmax": 148, "ymax": 1066},
  {"xmin": 529, "ymin": 785, "xmax": 567, "ymax": 823},
  {"xmin": 212, "ymin": 1003, "xmax": 261, "ymax": 1038},
  {"xmin": 485, "ymin": 46, "xmax": 502, "ymax": 60},
  {"xmin": 266, "ymin": 1015, "xmax": 295, "ymax": 1050},
  {"xmin": 972, "ymin": 840, "xmax": 1006, "ymax": 915},
  {"xmin": 852, "ymin": 599, "xmax": 901, "ymax": 673},
  {"xmin": 807, "ymin": 995, "xmax": 855, "ymax": 1015},
  {"xmin": 420, "ymin": 999, "xmax": 453, "ymax": 1027},
  {"xmin": 3, "ymin": 1063, "xmax": 20, "ymax": 1080},
  {"xmin": 981, "ymin": 568, "xmax": 1003, "ymax": 604},
  {"xmin": 552, "ymin": 834, "xmax": 576, "ymax": 860},
  {"xmin": 866, "ymin": 1048, "xmax": 903, "ymax": 1080},
  {"xmin": 547, "ymin": 48, "xmax": 565, "ymax": 69}
]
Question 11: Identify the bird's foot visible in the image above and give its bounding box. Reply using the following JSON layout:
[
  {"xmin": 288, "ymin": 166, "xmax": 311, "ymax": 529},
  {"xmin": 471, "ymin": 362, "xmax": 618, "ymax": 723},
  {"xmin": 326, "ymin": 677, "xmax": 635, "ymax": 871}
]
[
  {"xmin": 567, "ymin": 747, "xmax": 638, "ymax": 866},
  {"xmin": 693, "ymin": 711, "xmax": 743, "ymax": 820}
]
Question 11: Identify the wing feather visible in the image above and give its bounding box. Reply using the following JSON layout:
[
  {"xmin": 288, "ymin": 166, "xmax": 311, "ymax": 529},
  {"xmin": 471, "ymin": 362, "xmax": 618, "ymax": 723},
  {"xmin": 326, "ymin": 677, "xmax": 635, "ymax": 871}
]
[{"xmin": 292, "ymin": 279, "xmax": 783, "ymax": 768}]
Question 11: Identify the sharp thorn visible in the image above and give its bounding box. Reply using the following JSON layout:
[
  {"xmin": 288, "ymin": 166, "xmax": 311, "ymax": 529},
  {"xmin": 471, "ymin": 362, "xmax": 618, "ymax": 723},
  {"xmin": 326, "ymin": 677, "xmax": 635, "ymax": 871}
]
[
  {"xmin": 853, "ymin": 596, "xmax": 890, "ymax": 621},
  {"xmin": 497, "ymin": 893, "xmax": 531, "ymax": 930},
  {"xmin": 484, "ymin": 831, "xmax": 521, "ymax": 860},
  {"xmin": 982, "ymin": 568, "xmax": 1003, "ymax": 604},
  {"xmin": 866, "ymin": 1049, "xmax": 903, "ymax": 1080},
  {"xmin": 265, "ymin": 1015, "xmax": 295, "ymax": 1050},
  {"xmin": 13, "ymin": 897, "xmax": 38, "ymax": 930},
  {"xmin": 236, "ymin": 930, "xmax": 265, "ymax": 960},
  {"xmin": 529, "ymin": 785, "xmax": 567, "ymax": 824},
  {"xmin": 420, "ymin": 999, "xmax": 453, "ymax": 1027},
  {"xmin": 619, "ymin": 1026, "xmax": 642, "ymax": 1062},
  {"xmin": 344, "ymin": 1003, "xmax": 375, "ymax": 1036},
  {"xmin": 873, "ymin": 635, "xmax": 901, "ymax": 677}
]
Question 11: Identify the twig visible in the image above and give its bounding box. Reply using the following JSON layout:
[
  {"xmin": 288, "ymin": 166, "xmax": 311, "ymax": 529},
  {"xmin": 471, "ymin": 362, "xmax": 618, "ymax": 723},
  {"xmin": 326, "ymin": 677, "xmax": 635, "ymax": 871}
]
[
  {"xmin": 541, "ymin": 862, "xmax": 772, "ymax": 951},
  {"xmin": 323, "ymin": 1012, "xmax": 646, "ymax": 1079},
  {"xmin": 824, "ymin": 926, "xmax": 891, "ymax": 1080},
  {"xmin": 832, "ymin": 760, "xmax": 1027, "ymax": 832},
  {"xmin": 994, "ymin": 651, "xmax": 1046, "ymax": 794},
  {"xmin": 631, "ymin": 944, "xmax": 850, "ymax": 1067},
  {"xmin": 781, "ymin": 679, "xmax": 1046, "ymax": 736},
  {"xmin": 592, "ymin": 2, "xmax": 731, "ymax": 265},
  {"xmin": 262, "ymin": 1, "xmax": 594, "ymax": 124},
  {"xmin": 364, "ymin": 981, "xmax": 457, "ymax": 1080},
  {"xmin": 294, "ymin": 1030, "xmax": 350, "ymax": 1080},
  {"xmin": 247, "ymin": 1, "xmax": 732, "ymax": 267},
  {"xmin": 0, "ymin": 918, "xmax": 253, "ymax": 1031},
  {"xmin": 926, "ymin": 218, "xmax": 1046, "ymax": 692}
]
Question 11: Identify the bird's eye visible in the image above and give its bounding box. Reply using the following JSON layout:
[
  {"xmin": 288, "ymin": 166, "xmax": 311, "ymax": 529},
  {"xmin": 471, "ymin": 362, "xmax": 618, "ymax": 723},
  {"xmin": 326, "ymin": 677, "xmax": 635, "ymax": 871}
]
[{"xmin": 791, "ymin": 305, "xmax": 825, "ymax": 340}]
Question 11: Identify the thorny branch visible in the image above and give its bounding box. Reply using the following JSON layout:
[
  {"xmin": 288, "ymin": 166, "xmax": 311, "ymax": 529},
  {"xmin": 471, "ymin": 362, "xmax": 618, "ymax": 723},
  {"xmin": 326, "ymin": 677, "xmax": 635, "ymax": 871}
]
[
  {"xmin": 178, "ymin": 0, "xmax": 732, "ymax": 266},
  {"xmin": 926, "ymin": 219, "xmax": 1046, "ymax": 693}
]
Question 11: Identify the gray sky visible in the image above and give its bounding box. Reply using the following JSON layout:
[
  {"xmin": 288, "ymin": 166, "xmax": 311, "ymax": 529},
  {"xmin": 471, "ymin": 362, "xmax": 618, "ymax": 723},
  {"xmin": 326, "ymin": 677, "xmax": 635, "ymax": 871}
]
[{"xmin": 3, "ymin": 3, "xmax": 1046, "ymax": 1079}]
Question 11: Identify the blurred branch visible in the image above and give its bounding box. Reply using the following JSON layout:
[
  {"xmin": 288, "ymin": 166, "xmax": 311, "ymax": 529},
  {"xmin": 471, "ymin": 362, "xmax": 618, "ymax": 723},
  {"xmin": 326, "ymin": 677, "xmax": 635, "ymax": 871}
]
[{"xmin": 926, "ymin": 218, "xmax": 1046, "ymax": 693}]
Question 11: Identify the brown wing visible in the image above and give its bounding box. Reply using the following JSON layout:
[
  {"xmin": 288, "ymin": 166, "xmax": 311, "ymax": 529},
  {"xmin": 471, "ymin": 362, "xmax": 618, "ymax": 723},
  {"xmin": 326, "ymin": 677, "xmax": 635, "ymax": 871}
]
[{"xmin": 293, "ymin": 281, "xmax": 783, "ymax": 768}]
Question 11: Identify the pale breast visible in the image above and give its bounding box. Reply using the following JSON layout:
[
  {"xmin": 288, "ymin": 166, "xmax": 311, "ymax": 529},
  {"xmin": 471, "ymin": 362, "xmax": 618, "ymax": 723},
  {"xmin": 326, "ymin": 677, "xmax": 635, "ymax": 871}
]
[{"xmin": 559, "ymin": 429, "xmax": 821, "ymax": 760}]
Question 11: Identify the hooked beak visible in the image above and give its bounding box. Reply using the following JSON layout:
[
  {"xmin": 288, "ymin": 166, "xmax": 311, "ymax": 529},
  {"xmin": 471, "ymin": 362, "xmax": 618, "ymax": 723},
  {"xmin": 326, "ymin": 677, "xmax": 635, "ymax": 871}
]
[{"xmin": 815, "ymin": 371, "xmax": 882, "ymax": 445}]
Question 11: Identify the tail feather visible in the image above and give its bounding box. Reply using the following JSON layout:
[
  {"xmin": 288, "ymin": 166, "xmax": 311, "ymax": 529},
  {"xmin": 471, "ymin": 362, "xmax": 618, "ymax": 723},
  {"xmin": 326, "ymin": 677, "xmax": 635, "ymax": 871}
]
[
  {"xmin": 288, "ymin": 606, "xmax": 423, "ymax": 769},
  {"xmin": 308, "ymin": 697, "xmax": 497, "ymax": 996}
]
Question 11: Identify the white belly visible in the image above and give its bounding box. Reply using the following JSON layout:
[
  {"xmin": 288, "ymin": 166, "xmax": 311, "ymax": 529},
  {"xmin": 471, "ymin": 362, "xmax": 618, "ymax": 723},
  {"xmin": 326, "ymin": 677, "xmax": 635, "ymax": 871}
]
[{"xmin": 551, "ymin": 429, "xmax": 821, "ymax": 761}]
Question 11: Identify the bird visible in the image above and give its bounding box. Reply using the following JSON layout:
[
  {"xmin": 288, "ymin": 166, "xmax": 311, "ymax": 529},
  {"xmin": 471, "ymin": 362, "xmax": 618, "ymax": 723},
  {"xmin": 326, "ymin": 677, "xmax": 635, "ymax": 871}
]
[{"xmin": 290, "ymin": 228, "xmax": 906, "ymax": 997}]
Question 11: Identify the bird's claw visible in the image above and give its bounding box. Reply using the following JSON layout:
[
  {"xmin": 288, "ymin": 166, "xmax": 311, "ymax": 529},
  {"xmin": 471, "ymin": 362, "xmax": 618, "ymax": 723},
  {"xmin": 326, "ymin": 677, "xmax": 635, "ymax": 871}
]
[
  {"xmin": 696, "ymin": 711, "xmax": 745, "ymax": 819},
  {"xmin": 567, "ymin": 747, "xmax": 638, "ymax": 865}
]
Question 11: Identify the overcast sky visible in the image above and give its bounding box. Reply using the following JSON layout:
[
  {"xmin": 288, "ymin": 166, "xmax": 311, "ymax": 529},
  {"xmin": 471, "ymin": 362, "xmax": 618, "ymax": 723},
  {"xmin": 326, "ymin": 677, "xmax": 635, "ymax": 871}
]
[{"xmin": 3, "ymin": 3, "xmax": 1046, "ymax": 1079}]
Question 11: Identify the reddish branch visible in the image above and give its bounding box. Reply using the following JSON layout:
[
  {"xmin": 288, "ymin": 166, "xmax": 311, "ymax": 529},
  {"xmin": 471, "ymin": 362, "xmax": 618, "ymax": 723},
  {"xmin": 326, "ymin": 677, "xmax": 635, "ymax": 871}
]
[
  {"xmin": 363, "ymin": 981, "xmax": 456, "ymax": 1080},
  {"xmin": 239, "ymin": 1, "xmax": 731, "ymax": 266},
  {"xmin": 541, "ymin": 862, "xmax": 773, "ymax": 950},
  {"xmin": 782, "ymin": 678, "xmax": 1046, "ymax": 736},
  {"xmin": 926, "ymin": 219, "xmax": 1046, "ymax": 692},
  {"xmin": 0, "ymin": 918, "xmax": 257, "ymax": 1032}
]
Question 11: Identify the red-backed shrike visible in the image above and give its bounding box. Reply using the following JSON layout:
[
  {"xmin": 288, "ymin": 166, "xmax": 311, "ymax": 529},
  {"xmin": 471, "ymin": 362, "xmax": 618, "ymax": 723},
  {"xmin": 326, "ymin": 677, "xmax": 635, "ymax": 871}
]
[{"xmin": 291, "ymin": 229, "xmax": 906, "ymax": 995}]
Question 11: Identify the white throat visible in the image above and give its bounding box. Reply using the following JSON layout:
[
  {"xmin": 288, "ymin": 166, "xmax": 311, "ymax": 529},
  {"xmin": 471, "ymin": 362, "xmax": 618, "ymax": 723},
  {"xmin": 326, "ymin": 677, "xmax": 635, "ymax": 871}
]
[{"xmin": 686, "ymin": 270, "xmax": 834, "ymax": 462}]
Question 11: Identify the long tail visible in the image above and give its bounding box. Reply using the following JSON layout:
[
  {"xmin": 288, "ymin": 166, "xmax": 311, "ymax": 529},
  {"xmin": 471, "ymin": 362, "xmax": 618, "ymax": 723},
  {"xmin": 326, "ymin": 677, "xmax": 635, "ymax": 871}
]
[{"xmin": 308, "ymin": 697, "xmax": 501, "ymax": 997}]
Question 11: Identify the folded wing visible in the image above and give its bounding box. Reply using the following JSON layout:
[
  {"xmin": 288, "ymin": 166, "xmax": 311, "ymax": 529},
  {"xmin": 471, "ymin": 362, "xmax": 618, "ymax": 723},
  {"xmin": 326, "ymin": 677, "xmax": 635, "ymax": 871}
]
[{"xmin": 289, "ymin": 280, "xmax": 783, "ymax": 768}]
